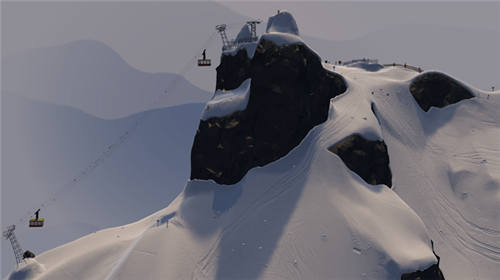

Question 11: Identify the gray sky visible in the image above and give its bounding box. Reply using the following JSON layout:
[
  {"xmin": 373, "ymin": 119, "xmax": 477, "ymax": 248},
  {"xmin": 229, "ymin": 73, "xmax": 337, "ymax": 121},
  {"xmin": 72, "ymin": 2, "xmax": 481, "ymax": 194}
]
[
  {"xmin": 220, "ymin": 1, "xmax": 499, "ymax": 40},
  {"xmin": 1, "ymin": 1, "xmax": 499, "ymax": 91}
]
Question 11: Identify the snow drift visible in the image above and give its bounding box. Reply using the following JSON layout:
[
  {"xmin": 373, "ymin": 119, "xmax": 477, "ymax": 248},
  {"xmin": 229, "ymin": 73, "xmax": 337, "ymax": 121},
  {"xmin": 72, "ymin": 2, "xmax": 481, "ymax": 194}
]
[{"xmin": 6, "ymin": 10, "xmax": 499, "ymax": 280}]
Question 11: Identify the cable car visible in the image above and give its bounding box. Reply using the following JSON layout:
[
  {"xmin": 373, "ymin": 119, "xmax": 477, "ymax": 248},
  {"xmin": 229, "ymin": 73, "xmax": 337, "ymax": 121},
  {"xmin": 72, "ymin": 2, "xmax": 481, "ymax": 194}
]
[
  {"xmin": 29, "ymin": 209, "xmax": 44, "ymax": 228},
  {"xmin": 198, "ymin": 49, "xmax": 211, "ymax": 66}
]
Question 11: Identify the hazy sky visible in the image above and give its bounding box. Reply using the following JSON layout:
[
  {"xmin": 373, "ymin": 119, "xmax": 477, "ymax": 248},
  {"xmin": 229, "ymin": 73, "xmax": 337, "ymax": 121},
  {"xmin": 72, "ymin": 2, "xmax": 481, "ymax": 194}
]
[
  {"xmin": 1, "ymin": 1, "xmax": 499, "ymax": 90},
  {"xmin": 220, "ymin": 1, "xmax": 499, "ymax": 40}
]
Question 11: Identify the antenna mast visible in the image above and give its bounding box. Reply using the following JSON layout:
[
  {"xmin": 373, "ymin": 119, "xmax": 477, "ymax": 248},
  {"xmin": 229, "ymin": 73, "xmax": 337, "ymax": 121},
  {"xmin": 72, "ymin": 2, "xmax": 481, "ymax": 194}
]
[{"xmin": 3, "ymin": 225, "xmax": 24, "ymax": 265}]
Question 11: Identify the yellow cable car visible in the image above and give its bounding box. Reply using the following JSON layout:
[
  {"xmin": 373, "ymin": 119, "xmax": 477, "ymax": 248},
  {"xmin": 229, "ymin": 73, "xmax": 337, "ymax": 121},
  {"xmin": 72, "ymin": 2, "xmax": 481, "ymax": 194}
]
[
  {"xmin": 29, "ymin": 209, "xmax": 44, "ymax": 228},
  {"xmin": 29, "ymin": 218, "xmax": 44, "ymax": 227},
  {"xmin": 198, "ymin": 49, "xmax": 211, "ymax": 67}
]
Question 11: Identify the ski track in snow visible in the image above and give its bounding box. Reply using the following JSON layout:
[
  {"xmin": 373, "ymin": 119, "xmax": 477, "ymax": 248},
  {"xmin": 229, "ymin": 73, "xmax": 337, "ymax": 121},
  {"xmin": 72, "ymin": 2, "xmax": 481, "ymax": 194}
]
[
  {"xmin": 104, "ymin": 224, "xmax": 154, "ymax": 280},
  {"xmin": 362, "ymin": 66, "xmax": 500, "ymax": 279}
]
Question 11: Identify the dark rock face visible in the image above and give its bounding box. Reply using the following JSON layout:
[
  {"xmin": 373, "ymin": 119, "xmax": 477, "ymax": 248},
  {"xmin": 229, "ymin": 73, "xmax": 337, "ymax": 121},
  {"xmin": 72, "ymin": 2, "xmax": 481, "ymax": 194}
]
[
  {"xmin": 22, "ymin": 250, "xmax": 35, "ymax": 259},
  {"xmin": 409, "ymin": 72, "xmax": 474, "ymax": 112},
  {"xmin": 328, "ymin": 134, "xmax": 392, "ymax": 187},
  {"xmin": 401, "ymin": 264, "xmax": 445, "ymax": 280},
  {"xmin": 215, "ymin": 49, "xmax": 252, "ymax": 91},
  {"xmin": 191, "ymin": 39, "xmax": 347, "ymax": 185},
  {"xmin": 401, "ymin": 240, "xmax": 445, "ymax": 280}
]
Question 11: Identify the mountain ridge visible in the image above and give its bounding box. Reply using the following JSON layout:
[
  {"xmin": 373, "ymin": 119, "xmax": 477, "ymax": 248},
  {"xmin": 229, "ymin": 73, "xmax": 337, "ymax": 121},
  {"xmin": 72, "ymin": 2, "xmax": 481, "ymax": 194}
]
[{"xmin": 2, "ymin": 39, "xmax": 210, "ymax": 119}]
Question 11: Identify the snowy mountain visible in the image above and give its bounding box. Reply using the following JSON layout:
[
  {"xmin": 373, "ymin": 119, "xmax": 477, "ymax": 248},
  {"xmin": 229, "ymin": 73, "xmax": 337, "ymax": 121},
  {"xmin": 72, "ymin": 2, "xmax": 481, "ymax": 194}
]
[
  {"xmin": 2, "ymin": 40, "xmax": 210, "ymax": 119},
  {"xmin": 5, "ymin": 11, "xmax": 499, "ymax": 280}
]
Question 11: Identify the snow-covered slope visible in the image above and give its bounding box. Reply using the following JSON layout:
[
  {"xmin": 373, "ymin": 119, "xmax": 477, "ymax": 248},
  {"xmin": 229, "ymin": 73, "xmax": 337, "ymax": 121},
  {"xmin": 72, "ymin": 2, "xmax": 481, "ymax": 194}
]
[
  {"xmin": 1, "ymin": 40, "xmax": 210, "ymax": 119},
  {"xmin": 329, "ymin": 65, "xmax": 500, "ymax": 280},
  {"xmin": 6, "ymin": 11, "xmax": 499, "ymax": 280}
]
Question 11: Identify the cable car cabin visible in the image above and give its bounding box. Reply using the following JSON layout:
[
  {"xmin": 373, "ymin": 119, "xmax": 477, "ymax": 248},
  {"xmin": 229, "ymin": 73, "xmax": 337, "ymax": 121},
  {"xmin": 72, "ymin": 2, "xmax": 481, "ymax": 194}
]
[
  {"xmin": 198, "ymin": 59, "xmax": 211, "ymax": 66},
  {"xmin": 198, "ymin": 49, "xmax": 211, "ymax": 66},
  {"xmin": 29, "ymin": 209, "xmax": 44, "ymax": 227},
  {"xmin": 29, "ymin": 218, "xmax": 44, "ymax": 227}
]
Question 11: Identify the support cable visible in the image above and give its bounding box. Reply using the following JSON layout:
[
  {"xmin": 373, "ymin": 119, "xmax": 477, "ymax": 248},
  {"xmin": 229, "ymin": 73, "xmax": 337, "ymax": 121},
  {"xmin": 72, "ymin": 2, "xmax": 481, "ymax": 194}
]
[{"xmin": 9, "ymin": 29, "xmax": 220, "ymax": 230}]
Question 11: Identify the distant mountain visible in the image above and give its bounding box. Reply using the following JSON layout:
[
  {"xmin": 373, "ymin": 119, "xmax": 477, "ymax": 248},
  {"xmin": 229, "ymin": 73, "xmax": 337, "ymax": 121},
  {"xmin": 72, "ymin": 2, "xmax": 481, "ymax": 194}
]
[
  {"xmin": 2, "ymin": 40, "xmax": 210, "ymax": 119},
  {"xmin": 1, "ymin": 93, "xmax": 204, "ymax": 274}
]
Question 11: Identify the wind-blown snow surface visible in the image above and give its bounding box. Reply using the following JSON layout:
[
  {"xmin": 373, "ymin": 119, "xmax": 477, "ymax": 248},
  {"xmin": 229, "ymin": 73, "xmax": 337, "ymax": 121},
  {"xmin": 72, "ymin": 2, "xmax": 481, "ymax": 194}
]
[{"xmin": 7, "ymin": 34, "xmax": 500, "ymax": 280}]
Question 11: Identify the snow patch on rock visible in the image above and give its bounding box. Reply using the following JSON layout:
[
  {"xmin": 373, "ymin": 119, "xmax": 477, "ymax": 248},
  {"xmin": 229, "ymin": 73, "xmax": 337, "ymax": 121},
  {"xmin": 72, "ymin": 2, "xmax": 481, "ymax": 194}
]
[
  {"xmin": 201, "ymin": 78, "xmax": 251, "ymax": 120},
  {"xmin": 223, "ymin": 42, "xmax": 258, "ymax": 59},
  {"xmin": 266, "ymin": 11, "xmax": 299, "ymax": 35},
  {"xmin": 222, "ymin": 24, "xmax": 258, "ymax": 58},
  {"xmin": 260, "ymin": 11, "xmax": 304, "ymax": 47},
  {"xmin": 223, "ymin": 11, "xmax": 303, "ymax": 58},
  {"xmin": 260, "ymin": 32, "xmax": 304, "ymax": 46}
]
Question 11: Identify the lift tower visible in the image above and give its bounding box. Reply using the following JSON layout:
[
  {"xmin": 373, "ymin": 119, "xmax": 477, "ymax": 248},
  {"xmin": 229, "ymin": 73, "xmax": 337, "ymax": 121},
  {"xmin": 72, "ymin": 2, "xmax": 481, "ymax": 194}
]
[
  {"xmin": 246, "ymin": 20, "xmax": 261, "ymax": 41},
  {"xmin": 3, "ymin": 225, "xmax": 24, "ymax": 265},
  {"xmin": 216, "ymin": 24, "xmax": 231, "ymax": 50}
]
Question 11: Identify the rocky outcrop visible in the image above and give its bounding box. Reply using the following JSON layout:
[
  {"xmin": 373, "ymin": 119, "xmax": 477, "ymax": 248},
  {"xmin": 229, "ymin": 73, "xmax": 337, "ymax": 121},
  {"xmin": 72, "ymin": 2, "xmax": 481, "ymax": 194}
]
[
  {"xmin": 328, "ymin": 134, "xmax": 392, "ymax": 187},
  {"xmin": 401, "ymin": 240, "xmax": 445, "ymax": 279},
  {"xmin": 191, "ymin": 39, "xmax": 347, "ymax": 185},
  {"xmin": 409, "ymin": 72, "xmax": 474, "ymax": 112},
  {"xmin": 23, "ymin": 250, "xmax": 35, "ymax": 259},
  {"xmin": 401, "ymin": 264, "xmax": 445, "ymax": 280},
  {"xmin": 215, "ymin": 49, "xmax": 252, "ymax": 91}
]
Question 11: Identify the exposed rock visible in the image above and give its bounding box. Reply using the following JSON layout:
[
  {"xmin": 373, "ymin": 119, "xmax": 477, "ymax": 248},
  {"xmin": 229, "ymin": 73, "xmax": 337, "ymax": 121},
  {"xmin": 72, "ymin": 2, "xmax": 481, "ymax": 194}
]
[
  {"xmin": 215, "ymin": 49, "xmax": 252, "ymax": 91},
  {"xmin": 409, "ymin": 72, "xmax": 474, "ymax": 112},
  {"xmin": 191, "ymin": 38, "xmax": 347, "ymax": 185},
  {"xmin": 401, "ymin": 264, "xmax": 445, "ymax": 280},
  {"xmin": 401, "ymin": 240, "xmax": 445, "ymax": 280},
  {"xmin": 328, "ymin": 134, "xmax": 392, "ymax": 187},
  {"xmin": 22, "ymin": 250, "xmax": 35, "ymax": 259}
]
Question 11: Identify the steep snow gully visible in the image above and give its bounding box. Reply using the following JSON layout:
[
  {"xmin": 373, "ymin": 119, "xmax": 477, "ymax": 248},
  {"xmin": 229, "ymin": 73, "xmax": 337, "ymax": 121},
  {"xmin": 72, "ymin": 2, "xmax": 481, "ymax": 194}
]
[{"xmin": 6, "ymin": 10, "xmax": 500, "ymax": 280}]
